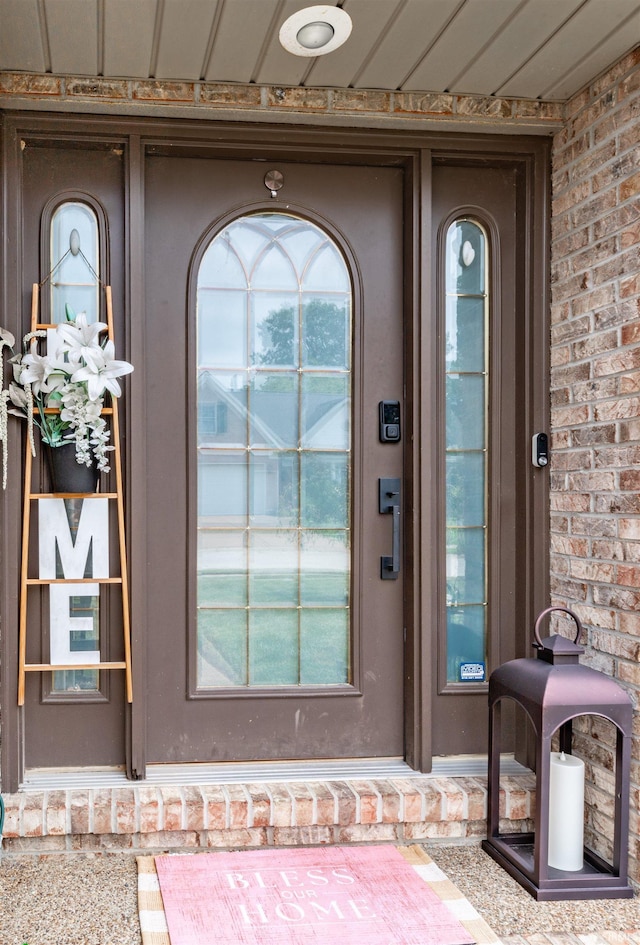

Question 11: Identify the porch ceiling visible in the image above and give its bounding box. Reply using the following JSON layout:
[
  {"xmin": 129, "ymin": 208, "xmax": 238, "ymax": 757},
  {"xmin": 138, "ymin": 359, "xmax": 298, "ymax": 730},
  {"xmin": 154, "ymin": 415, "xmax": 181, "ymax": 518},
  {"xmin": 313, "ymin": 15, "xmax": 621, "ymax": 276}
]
[{"xmin": 0, "ymin": 0, "xmax": 639, "ymax": 103}]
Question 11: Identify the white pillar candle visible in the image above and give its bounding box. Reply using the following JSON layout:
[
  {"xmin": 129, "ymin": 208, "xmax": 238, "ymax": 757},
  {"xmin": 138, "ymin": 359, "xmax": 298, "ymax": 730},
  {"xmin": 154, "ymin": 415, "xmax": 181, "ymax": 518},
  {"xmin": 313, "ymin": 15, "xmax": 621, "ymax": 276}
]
[{"xmin": 548, "ymin": 750, "xmax": 585, "ymax": 871}]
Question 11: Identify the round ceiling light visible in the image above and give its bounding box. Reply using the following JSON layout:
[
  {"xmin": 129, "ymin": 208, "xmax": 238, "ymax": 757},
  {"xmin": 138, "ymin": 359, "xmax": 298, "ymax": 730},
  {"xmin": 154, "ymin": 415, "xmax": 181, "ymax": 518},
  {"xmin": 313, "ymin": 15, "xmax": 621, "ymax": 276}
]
[
  {"xmin": 279, "ymin": 5, "xmax": 352, "ymax": 57},
  {"xmin": 297, "ymin": 21, "xmax": 334, "ymax": 49}
]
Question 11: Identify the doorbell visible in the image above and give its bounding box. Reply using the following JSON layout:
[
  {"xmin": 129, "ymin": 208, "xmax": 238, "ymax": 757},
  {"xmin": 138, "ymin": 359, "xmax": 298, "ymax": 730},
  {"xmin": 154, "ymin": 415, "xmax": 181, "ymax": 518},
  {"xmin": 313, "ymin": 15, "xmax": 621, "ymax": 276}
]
[{"xmin": 532, "ymin": 432, "xmax": 549, "ymax": 467}]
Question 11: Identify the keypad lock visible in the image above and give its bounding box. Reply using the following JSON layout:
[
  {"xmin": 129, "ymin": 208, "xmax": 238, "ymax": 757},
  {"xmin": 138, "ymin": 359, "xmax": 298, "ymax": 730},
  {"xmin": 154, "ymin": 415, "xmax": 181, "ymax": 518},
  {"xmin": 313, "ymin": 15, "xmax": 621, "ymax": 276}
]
[{"xmin": 379, "ymin": 401, "xmax": 401, "ymax": 442}]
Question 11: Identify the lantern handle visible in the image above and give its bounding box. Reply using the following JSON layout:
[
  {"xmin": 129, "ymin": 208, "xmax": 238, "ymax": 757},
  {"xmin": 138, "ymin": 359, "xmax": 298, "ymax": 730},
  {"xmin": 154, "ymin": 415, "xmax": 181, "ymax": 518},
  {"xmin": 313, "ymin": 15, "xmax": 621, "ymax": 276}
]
[{"xmin": 533, "ymin": 606, "xmax": 583, "ymax": 648}]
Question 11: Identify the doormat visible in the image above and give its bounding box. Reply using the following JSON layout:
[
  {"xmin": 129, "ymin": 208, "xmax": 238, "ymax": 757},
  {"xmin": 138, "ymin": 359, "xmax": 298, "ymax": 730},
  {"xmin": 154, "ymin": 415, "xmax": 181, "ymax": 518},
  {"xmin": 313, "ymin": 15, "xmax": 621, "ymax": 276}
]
[{"xmin": 137, "ymin": 845, "xmax": 499, "ymax": 945}]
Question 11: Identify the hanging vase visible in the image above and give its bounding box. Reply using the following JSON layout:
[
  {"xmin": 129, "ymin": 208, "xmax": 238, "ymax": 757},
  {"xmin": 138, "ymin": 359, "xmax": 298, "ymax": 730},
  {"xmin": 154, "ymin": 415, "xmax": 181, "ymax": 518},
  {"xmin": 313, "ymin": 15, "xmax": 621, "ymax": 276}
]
[{"xmin": 46, "ymin": 443, "xmax": 99, "ymax": 494}]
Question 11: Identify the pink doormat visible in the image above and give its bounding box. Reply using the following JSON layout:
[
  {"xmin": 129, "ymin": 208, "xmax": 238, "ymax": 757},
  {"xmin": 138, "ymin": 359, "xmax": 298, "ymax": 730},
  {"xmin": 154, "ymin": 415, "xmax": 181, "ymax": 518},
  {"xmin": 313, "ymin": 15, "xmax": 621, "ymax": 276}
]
[{"xmin": 152, "ymin": 845, "xmax": 476, "ymax": 945}]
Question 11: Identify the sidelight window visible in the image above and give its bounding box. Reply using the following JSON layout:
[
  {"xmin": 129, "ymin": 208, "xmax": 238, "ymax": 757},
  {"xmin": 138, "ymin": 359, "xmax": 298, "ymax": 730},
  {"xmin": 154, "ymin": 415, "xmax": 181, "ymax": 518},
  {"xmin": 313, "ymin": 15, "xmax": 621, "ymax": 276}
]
[
  {"xmin": 48, "ymin": 199, "xmax": 102, "ymax": 696},
  {"xmin": 444, "ymin": 219, "xmax": 489, "ymax": 684},
  {"xmin": 50, "ymin": 201, "xmax": 100, "ymax": 324}
]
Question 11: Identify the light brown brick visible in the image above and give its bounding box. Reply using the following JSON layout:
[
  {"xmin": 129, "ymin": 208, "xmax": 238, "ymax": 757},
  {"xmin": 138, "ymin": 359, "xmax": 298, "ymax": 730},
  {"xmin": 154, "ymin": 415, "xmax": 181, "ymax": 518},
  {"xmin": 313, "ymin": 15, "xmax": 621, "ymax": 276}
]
[
  {"xmin": 92, "ymin": 789, "xmax": 113, "ymax": 835},
  {"xmin": 44, "ymin": 790, "xmax": 67, "ymax": 835},
  {"xmin": 133, "ymin": 80, "xmax": 194, "ymax": 102},
  {"xmin": 200, "ymin": 83, "xmax": 261, "ymax": 108},
  {"xmin": 246, "ymin": 783, "xmax": 272, "ymax": 828},
  {"xmin": 328, "ymin": 781, "xmax": 357, "ymax": 826},
  {"xmin": 393, "ymin": 92, "xmax": 453, "ymax": 115},
  {"xmin": 205, "ymin": 827, "xmax": 267, "ymax": 848},
  {"xmin": 455, "ymin": 95, "xmax": 511, "ymax": 118},
  {"xmin": 350, "ymin": 780, "xmax": 380, "ymax": 824},
  {"xmin": 308, "ymin": 781, "xmax": 336, "ymax": 826},
  {"xmin": 267, "ymin": 783, "xmax": 293, "ymax": 828},
  {"xmin": 268, "ymin": 86, "xmax": 328, "ymax": 111},
  {"xmin": 202, "ymin": 784, "xmax": 227, "ymax": 830},
  {"xmin": 183, "ymin": 785, "xmax": 205, "ymax": 832},
  {"xmin": 375, "ymin": 779, "xmax": 401, "ymax": 823},
  {"xmin": 333, "ymin": 89, "xmax": 390, "ymax": 113},
  {"xmin": 287, "ymin": 784, "xmax": 314, "ymax": 827},
  {"xmin": 160, "ymin": 787, "xmax": 184, "ymax": 832},
  {"xmin": 0, "ymin": 72, "xmax": 61, "ymax": 95},
  {"xmin": 272, "ymin": 826, "xmax": 333, "ymax": 846},
  {"xmin": 70, "ymin": 790, "xmax": 91, "ymax": 835},
  {"xmin": 225, "ymin": 783, "xmax": 249, "ymax": 830},
  {"xmin": 114, "ymin": 787, "xmax": 137, "ymax": 834},
  {"xmin": 337, "ymin": 823, "xmax": 397, "ymax": 843},
  {"xmin": 139, "ymin": 830, "xmax": 199, "ymax": 849},
  {"xmin": 138, "ymin": 786, "xmax": 161, "ymax": 834},
  {"xmin": 390, "ymin": 780, "xmax": 423, "ymax": 822},
  {"xmin": 622, "ymin": 324, "xmax": 640, "ymax": 348},
  {"xmin": 67, "ymin": 78, "xmax": 129, "ymax": 99}
]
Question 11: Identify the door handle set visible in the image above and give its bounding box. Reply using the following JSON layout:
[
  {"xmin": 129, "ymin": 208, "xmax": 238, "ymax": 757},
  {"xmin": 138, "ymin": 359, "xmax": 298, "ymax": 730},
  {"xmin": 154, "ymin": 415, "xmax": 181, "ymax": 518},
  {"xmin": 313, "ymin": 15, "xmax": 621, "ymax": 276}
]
[{"xmin": 379, "ymin": 478, "xmax": 401, "ymax": 580}]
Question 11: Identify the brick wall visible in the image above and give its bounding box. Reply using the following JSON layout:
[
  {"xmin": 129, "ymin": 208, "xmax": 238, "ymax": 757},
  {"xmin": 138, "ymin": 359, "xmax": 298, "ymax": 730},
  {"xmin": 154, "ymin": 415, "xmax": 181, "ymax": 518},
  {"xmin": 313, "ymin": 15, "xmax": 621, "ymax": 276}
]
[
  {"xmin": 0, "ymin": 71, "xmax": 563, "ymax": 133},
  {"xmin": 550, "ymin": 47, "xmax": 640, "ymax": 883}
]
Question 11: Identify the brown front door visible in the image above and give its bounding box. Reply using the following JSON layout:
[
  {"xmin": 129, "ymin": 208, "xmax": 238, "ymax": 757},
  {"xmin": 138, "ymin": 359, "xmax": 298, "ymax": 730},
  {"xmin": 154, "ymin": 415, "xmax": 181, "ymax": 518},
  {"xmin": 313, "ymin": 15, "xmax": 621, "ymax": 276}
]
[{"xmin": 143, "ymin": 155, "xmax": 406, "ymax": 763}]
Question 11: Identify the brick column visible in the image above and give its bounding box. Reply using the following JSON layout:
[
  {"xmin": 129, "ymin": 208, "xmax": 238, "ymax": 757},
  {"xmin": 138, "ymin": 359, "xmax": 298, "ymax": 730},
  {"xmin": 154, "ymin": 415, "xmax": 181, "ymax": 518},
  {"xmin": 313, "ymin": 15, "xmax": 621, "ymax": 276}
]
[{"xmin": 550, "ymin": 48, "xmax": 640, "ymax": 884}]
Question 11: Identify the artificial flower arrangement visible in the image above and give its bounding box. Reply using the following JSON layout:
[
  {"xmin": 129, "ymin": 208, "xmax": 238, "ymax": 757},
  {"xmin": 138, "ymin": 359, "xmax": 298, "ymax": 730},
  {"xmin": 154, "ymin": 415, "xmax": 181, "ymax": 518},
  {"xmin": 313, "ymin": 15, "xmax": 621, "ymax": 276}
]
[{"xmin": 0, "ymin": 305, "xmax": 133, "ymax": 489}]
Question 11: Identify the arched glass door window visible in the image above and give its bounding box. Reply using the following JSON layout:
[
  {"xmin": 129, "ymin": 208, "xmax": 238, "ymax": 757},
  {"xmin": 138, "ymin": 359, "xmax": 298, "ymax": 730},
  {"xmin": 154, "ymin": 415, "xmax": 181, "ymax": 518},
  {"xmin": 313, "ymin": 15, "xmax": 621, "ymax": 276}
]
[
  {"xmin": 50, "ymin": 201, "xmax": 100, "ymax": 324},
  {"xmin": 196, "ymin": 212, "xmax": 352, "ymax": 689},
  {"xmin": 444, "ymin": 218, "xmax": 489, "ymax": 684}
]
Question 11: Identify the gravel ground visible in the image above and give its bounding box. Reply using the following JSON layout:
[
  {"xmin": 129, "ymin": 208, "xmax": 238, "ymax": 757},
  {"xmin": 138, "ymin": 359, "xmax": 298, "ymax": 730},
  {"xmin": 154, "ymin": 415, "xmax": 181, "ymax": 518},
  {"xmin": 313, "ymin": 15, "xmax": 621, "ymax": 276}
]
[
  {"xmin": 427, "ymin": 843, "xmax": 640, "ymax": 936},
  {"xmin": 0, "ymin": 843, "xmax": 637, "ymax": 945},
  {"xmin": 0, "ymin": 853, "xmax": 140, "ymax": 945}
]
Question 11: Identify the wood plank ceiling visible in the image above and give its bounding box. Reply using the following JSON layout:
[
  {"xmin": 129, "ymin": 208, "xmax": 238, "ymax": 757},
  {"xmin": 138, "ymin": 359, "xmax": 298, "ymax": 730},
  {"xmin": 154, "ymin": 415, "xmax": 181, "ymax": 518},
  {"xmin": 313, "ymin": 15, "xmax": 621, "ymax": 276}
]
[{"xmin": 0, "ymin": 0, "xmax": 639, "ymax": 101}]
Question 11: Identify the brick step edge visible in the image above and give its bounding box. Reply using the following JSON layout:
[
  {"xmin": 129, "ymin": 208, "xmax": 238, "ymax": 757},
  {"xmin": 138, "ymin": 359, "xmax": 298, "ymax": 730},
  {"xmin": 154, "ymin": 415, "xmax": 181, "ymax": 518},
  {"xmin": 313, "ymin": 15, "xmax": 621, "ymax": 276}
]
[{"xmin": 0, "ymin": 774, "xmax": 535, "ymax": 853}]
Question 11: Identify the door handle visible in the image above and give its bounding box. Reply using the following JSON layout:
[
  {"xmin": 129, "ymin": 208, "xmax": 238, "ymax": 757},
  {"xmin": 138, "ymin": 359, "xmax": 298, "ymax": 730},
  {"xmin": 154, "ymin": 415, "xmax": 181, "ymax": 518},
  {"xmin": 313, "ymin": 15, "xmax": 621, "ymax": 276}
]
[{"xmin": 379, "ymin": 477, "xmax": 401, "ymax": 580}]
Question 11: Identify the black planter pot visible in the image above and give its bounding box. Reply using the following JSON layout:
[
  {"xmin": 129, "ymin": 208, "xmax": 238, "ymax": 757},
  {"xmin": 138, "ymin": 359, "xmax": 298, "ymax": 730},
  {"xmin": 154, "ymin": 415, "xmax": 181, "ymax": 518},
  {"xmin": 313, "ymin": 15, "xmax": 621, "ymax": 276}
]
[{"xmin": 46, "ymin": 443, "xmax": 99, "ymax": 494}]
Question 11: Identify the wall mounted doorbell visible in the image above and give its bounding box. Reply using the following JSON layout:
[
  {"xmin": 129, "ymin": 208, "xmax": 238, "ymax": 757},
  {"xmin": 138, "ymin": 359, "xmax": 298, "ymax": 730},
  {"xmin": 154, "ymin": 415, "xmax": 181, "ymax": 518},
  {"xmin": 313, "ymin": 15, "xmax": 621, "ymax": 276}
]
[{"xmin": 532, "ymin": 432, "xmax": 549, "ymax": 467}]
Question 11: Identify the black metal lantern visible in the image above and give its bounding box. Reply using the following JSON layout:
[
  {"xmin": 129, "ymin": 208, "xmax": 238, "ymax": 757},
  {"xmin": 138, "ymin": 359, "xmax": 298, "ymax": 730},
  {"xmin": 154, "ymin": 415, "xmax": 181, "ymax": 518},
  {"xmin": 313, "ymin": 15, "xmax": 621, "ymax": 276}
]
[{"xmin": 482, "ymin": 606, "xmax": 633, "ymax": 900}]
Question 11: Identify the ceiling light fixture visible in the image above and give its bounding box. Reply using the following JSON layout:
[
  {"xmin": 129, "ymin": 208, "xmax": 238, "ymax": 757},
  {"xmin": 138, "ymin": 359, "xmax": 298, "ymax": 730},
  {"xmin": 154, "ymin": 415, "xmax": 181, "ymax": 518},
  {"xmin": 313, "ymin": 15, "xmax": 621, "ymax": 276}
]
[
  {"xmin": 297, "ymin": 21, "xmax": 334, "ymax": 50},
  {"xmin": 279, "ymin": 5, "xmax": 352, "ymax": 58}
]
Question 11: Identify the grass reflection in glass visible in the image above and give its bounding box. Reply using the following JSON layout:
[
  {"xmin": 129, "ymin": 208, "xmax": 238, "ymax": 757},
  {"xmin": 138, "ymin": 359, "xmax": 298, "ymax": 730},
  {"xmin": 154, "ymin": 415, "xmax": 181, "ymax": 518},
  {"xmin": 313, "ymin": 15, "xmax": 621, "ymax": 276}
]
[
  {"xmin": 301, "ymin": 530, "xmax": 348, "ymax": 606},
  {"xmin": 198, "ymin": 609, "xmax": 247, "ymax": 687},
  {"xmin": 198, "ymin": 567, "xmax": 351, "ymax": 687},
  {"xmin": 249, "ymin": 530, "xmax": 298, "ymax": 605},
  {"xmin": 301, "ymin": 609, "xmax": 349, "ymax": 685},
  {"xmin": 250, "ymin": 610, "xmax": 298, "ymax": 685}
]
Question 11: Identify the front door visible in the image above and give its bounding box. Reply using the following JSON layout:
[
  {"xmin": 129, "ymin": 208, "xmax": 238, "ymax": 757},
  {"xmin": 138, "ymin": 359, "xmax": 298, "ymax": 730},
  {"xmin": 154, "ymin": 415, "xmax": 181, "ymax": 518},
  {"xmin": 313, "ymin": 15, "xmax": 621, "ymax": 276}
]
[
  {"xmin": 142, "ymin": 155, "xmax": 406, "ymax": 763},
  {"xmin": 3, "ymin": 115, "xmax": 549, "ymax": 791}
]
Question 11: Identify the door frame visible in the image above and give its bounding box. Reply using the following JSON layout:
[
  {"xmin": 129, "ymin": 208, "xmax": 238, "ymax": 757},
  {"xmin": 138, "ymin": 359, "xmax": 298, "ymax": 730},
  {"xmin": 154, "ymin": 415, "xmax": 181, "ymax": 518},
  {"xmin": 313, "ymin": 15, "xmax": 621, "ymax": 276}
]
[{"xmin": 0, "ymin": 112, "xmax": 551, "ymax": 790}]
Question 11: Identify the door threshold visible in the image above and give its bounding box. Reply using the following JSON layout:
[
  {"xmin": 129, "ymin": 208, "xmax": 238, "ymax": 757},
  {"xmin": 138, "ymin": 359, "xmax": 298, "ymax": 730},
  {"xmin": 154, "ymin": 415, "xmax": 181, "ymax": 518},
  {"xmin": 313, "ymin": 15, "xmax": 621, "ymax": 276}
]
[{"xmin": 20, "ymin": 754, "xmax": 528, "ymax": 791}]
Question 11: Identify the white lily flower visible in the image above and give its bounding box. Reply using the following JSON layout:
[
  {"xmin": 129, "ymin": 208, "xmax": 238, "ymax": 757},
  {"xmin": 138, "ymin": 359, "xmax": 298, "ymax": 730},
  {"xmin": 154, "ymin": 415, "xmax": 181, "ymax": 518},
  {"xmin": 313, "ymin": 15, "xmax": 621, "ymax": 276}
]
[
  {"xmin": 56, "ymin": 312, "xmax": 108, "ymax": 358},
  {"xmin": 71, "ymin": 339, "xmax": 133, "ymax": 400},
  {"xmin": 20, "ymin": 349, "xmax": 69, "ymax": 395},
  {"xmin": 1, "ymin": 307, "xmax": 133, "ymax": 486}
]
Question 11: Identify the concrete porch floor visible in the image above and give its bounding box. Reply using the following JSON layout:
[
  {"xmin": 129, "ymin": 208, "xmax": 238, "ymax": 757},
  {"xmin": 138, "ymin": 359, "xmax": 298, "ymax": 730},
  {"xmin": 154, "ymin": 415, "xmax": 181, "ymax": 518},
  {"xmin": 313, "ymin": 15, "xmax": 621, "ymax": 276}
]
[{"xmin": 0, "ymin": 842, "xmax": 638, "ymax": 945}]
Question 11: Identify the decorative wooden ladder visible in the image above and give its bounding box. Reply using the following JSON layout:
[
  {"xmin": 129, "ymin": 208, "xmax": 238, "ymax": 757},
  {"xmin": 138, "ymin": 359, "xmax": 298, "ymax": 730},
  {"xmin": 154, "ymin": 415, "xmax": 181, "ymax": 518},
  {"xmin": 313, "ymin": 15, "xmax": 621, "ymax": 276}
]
[{"xmin": 17, "ymin": 283, "xmax": 133, "ymax": 706}]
